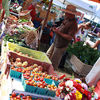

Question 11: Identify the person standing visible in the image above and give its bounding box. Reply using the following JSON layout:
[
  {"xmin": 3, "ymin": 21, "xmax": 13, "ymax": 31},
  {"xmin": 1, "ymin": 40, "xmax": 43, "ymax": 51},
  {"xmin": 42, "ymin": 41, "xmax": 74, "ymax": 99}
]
[
  {"xmin": 46, "ymin": 5, "xmax": 81, "ymax": 70},
  {"xmin": 28, "ymin": 1, "xmax": 36, "ymax": 22}
]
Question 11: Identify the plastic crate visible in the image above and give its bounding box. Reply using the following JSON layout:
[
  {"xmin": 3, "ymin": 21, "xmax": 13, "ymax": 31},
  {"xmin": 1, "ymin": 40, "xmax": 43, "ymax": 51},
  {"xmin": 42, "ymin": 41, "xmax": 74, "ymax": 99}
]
[
  {"xmin": 36, "ymin": 87, "xmax": 48, "ymax": 95},
  {"xmin": 44, "ymin": 78, "xmax": 59, "ymax": 86},
  {"xmin": 7, "ymin": 42, "xmax": 51, "ymax": 64},
  {"xmin": 10, "ymin": 89, "xmax": 57, "ymax": 100},
  {"xmin": 21, "ymin": 74, "xmax": 27, "ymax": 86},
  {"xmin": 23, "ymin": 80, "xmax": 37, "ymax": 93},
  {"xmin": 46, "ymin": 90, "xmax": 56, "ymax": 97},
  {"xmin": 22, "ymin": 76, "xmax": 56, "ymax": 97},
  {"xmin": 10, "ymin": 69, "xmax": 22, "ymax": 79}
]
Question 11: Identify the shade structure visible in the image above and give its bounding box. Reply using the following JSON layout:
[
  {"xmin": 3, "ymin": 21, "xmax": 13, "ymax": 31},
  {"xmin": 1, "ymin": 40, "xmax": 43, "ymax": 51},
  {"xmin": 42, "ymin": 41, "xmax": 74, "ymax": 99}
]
[
  {"xmin": 53, "ymin": 0, "xmax": 66, "ymax": 8},
  {"xmin": 89, "ymin": 0, "xmax": 100, "ymax": 3},
  {"xmin": 96, "ymin": 7, "xmax": 100, "ymax": 18},
  {"xmin": 66, "ymin": 0, "xmax": 97, "ymax": 14}
]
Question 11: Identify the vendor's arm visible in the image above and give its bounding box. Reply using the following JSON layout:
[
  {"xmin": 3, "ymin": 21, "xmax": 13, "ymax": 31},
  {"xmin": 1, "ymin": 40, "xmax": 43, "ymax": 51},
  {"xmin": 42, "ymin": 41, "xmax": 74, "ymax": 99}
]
[{"xmin": 53, "ymin": 28, "xmax": 73, "ymax": 40}]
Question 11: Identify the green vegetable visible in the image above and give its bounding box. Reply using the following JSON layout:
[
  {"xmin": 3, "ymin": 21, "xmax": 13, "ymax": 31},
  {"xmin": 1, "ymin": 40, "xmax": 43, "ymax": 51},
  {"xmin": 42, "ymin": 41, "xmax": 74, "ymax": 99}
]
[
  {"xmin": 18, "ymin": 19, "xmax": 29, "ymax": 23},
  {"xmin": 67, "ymin": 41, "xmax": 100, "ymax": 66},
  {"xmin": 9, "ymin": 39, "xmax": 14, "ymax": 42}
]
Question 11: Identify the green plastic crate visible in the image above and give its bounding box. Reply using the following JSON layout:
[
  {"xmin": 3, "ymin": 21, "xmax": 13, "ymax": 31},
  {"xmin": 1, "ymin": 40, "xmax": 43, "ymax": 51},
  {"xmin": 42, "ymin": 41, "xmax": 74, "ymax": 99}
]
[
  {"xmin": 10, "ymin": 69, "xmax": 22, "ymax": 79},
  {"xmin": 7, "ymin": 42, "xmax": 51, "ymax": 64}
]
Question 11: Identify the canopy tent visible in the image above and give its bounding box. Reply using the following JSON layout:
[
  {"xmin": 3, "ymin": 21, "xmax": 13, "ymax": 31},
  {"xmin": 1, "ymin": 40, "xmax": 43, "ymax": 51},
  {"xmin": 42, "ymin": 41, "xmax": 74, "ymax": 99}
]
[
  {"xmin": 53, "ymin": 0, "xmax": 66, "ymax": 8},
  {"xmin": 96, "ymin": 6, "xmax": 100, "ymax": 18},
  {"xmin": 66, "ymin": 0, "xmax": 97, "ymax": 14}
]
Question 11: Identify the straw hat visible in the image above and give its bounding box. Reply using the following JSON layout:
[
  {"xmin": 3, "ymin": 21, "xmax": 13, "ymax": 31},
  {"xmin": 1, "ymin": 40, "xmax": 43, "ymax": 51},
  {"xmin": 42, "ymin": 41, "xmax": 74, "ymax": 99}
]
[{"xmin": 60, "ymin": 5, "xmax": 81, "ymax": 16}]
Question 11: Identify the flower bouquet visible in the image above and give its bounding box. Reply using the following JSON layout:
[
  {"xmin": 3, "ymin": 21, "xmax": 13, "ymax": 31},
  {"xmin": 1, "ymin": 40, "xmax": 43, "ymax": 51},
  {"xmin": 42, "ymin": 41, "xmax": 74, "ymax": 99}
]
[{"xmin": 56, "ymin": 78, "xmax": 94, "ymax": 100}]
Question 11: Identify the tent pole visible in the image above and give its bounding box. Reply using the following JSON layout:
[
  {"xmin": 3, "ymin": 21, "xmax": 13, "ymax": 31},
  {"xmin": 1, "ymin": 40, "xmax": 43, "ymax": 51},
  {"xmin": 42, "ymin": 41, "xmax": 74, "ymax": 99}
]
[
  {"xmin": 63, "ymin": 0, "xmax": 66, "ymax": 4},
  {"xmin": 39, "ymin": 0, "xmax": 53, "ymax": 41}
]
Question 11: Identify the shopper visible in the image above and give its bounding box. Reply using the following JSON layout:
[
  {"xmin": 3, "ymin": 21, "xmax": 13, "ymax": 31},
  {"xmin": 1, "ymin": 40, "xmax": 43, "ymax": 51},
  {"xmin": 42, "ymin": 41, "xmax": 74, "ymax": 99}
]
[
  {"xmin": 46, "ymin": 5, "xmax": 81, "ymax": 70},
  {"xmin": 87, "ymin": 32, "xmax": 100, "ymax": 51},
  {"xmin": 75, "ymin": 22, "xmax": 91, "ymax": 41}
]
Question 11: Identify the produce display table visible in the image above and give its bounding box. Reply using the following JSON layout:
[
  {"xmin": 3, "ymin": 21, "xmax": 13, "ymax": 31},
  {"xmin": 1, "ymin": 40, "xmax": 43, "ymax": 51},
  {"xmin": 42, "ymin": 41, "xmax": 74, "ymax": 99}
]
[{"xmin": 0, "ymin": 76, "xmax": 59, "ymax": 100}]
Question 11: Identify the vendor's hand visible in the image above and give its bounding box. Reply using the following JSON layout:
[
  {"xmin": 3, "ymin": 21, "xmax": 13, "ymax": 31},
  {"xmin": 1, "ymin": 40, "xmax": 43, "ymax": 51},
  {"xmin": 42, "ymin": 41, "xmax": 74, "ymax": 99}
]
[{"xmin": 52, "ymin": 27, "xmax": 59, "ymax": 33}]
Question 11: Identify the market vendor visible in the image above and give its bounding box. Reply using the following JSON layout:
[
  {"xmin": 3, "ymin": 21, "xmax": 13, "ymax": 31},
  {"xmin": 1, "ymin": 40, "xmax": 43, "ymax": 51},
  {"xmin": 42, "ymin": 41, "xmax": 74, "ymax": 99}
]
[
  {"xmin": 28, "ymin": 1, "xmax": 36, "ymax": 22},
  {"xmin": 46, "ymin": 5, "xmax": 81, "ymax": 70}
]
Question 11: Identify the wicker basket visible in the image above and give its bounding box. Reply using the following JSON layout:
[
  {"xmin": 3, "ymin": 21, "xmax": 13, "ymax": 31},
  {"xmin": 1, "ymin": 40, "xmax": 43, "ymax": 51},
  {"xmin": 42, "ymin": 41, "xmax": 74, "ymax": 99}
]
[{"xmin": 70, "ymin": 55, "xmax": 92, "ymax": 76}]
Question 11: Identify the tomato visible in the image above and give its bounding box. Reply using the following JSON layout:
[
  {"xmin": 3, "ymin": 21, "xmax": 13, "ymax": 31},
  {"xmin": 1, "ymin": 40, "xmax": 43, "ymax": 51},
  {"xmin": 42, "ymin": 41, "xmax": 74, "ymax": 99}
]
[
  {"xmin": 16, "ymin": 95, "xmax": 21, "ymax": 99},
  {"xmin": 11, "ymin": 92, "xmax": 16, "ymax": 97}
]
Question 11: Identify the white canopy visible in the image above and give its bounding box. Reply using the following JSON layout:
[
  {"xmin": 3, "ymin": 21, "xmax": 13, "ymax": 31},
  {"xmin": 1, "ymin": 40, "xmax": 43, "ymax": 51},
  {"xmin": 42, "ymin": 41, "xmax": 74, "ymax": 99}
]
[
  {"xmin": 96, "ymin": 6, "xmax": 100, "ymax": 18},
  {"xmin": 53, "ymin": 0, "xmax": 66, "ymax": 8},
  {"xmin": 66, "ymin": 0, "xmax": 97, "ymax": 14}
]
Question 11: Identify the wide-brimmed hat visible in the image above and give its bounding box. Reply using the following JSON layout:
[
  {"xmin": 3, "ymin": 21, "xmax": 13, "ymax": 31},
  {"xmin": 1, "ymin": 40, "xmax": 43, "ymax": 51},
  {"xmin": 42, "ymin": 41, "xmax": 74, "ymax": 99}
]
[{"xmin": 60, "ymin": 5, "xmax": 81, "ymax": 16}]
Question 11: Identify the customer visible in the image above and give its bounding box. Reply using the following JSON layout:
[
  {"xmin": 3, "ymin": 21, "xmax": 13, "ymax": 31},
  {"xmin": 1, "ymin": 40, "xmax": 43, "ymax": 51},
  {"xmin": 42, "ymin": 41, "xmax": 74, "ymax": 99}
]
[
  {"xmin": 87, "ymin": 32, "xmax": 100, "ymax": 51},
  {"xmin": 46, "ymin": 5, "xmax": 81, "ymax": 70},
  {"xmin": 75, "ymin": 22, "xmax": 91, "ymax": 41}
]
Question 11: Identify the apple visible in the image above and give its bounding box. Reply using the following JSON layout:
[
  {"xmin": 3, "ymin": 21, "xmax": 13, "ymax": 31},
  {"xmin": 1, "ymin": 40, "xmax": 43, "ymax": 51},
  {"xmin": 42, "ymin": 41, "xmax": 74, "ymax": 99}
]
[
  {"xmin": 33, "ymin": 64, "xmax": 38, "ymax": 68},
  {"xmin": 28, "ymin": 78, "xmax": 33, "ymax": 81},
  {"xmin": 42, "ymin": 73, "xmax": 46, "ymax": 77},
  {"xmin": 22, "ymin": 61, "xmax": 28, "ymax": 68},
  {"xmin": 40, "ymin": 77, "xmax": 44, "ymax": 82},
  {"xmin": 16, "ymin": 95, "xmax": 21, "ymax": 99},
  {"xmin": 16, "ymin": 62, "xmax": 22, "ymax": 67},
  {"xmin": 11, "ymin": 66, "xmax": 15, "ymax": 69},
  {"xmin": 25, "ymin": 72, "xmax": 30, "ymax": 76},
  {"xmin": 25, "ymin": 54, "xmax": 28, "ymax": 56},
  {"xmin": 22, "ymin": 96, "xmax": 27, "ymax": 99},
  {"xmin": 16, "ymin": 58, "xmax": 21, "ymax": 62},
  {"xmin": 38, "ymin": 66, "xmax": 43, "ymax": 72},
  {"xmin": 29, "ymin": 81, "xmax": 33, "ymax": 86},
  {"xmin": 18, "ymin": 52, "xmax": 23, "ymax": 55}
]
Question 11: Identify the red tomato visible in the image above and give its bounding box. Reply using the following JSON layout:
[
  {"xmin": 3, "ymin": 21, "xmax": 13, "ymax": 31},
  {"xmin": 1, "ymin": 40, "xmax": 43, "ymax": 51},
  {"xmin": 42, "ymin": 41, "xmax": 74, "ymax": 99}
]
[
  {"xmin": 16, "ymin": 95, "xmax": 21, "ymax": 99},
  {"xmin": 11, "ymin": 92, "xmax": 16, "ymax": 97}
]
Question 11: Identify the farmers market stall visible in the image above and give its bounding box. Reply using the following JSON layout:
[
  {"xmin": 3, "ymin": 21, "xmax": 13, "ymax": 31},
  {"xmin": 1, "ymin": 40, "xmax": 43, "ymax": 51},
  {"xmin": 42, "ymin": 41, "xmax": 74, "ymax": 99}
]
[
  {"xmin": 0, "ymin": 41, "xmax": 97, "ymax": 99},
  {"xmin": 0, "ymin": 0, "xmax": 100, "ymax": 100}
]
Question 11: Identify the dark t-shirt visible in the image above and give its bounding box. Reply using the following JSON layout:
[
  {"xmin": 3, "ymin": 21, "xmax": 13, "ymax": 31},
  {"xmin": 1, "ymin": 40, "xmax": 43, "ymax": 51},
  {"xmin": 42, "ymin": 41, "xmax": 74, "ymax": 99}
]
[{"xmin": 54, "ymin": 17, "xmax": 78, "ymax": 48}]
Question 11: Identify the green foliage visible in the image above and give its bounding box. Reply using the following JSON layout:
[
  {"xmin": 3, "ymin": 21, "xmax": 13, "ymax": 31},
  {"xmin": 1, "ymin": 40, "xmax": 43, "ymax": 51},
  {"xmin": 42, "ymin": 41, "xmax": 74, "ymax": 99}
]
[
  {"xmin": 67, "ymin": 41, "xmax": 100, "ymax": 66},
  {"xmin": 18, "ymin": 19, "xmax": 29, "ymax": 23}
]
